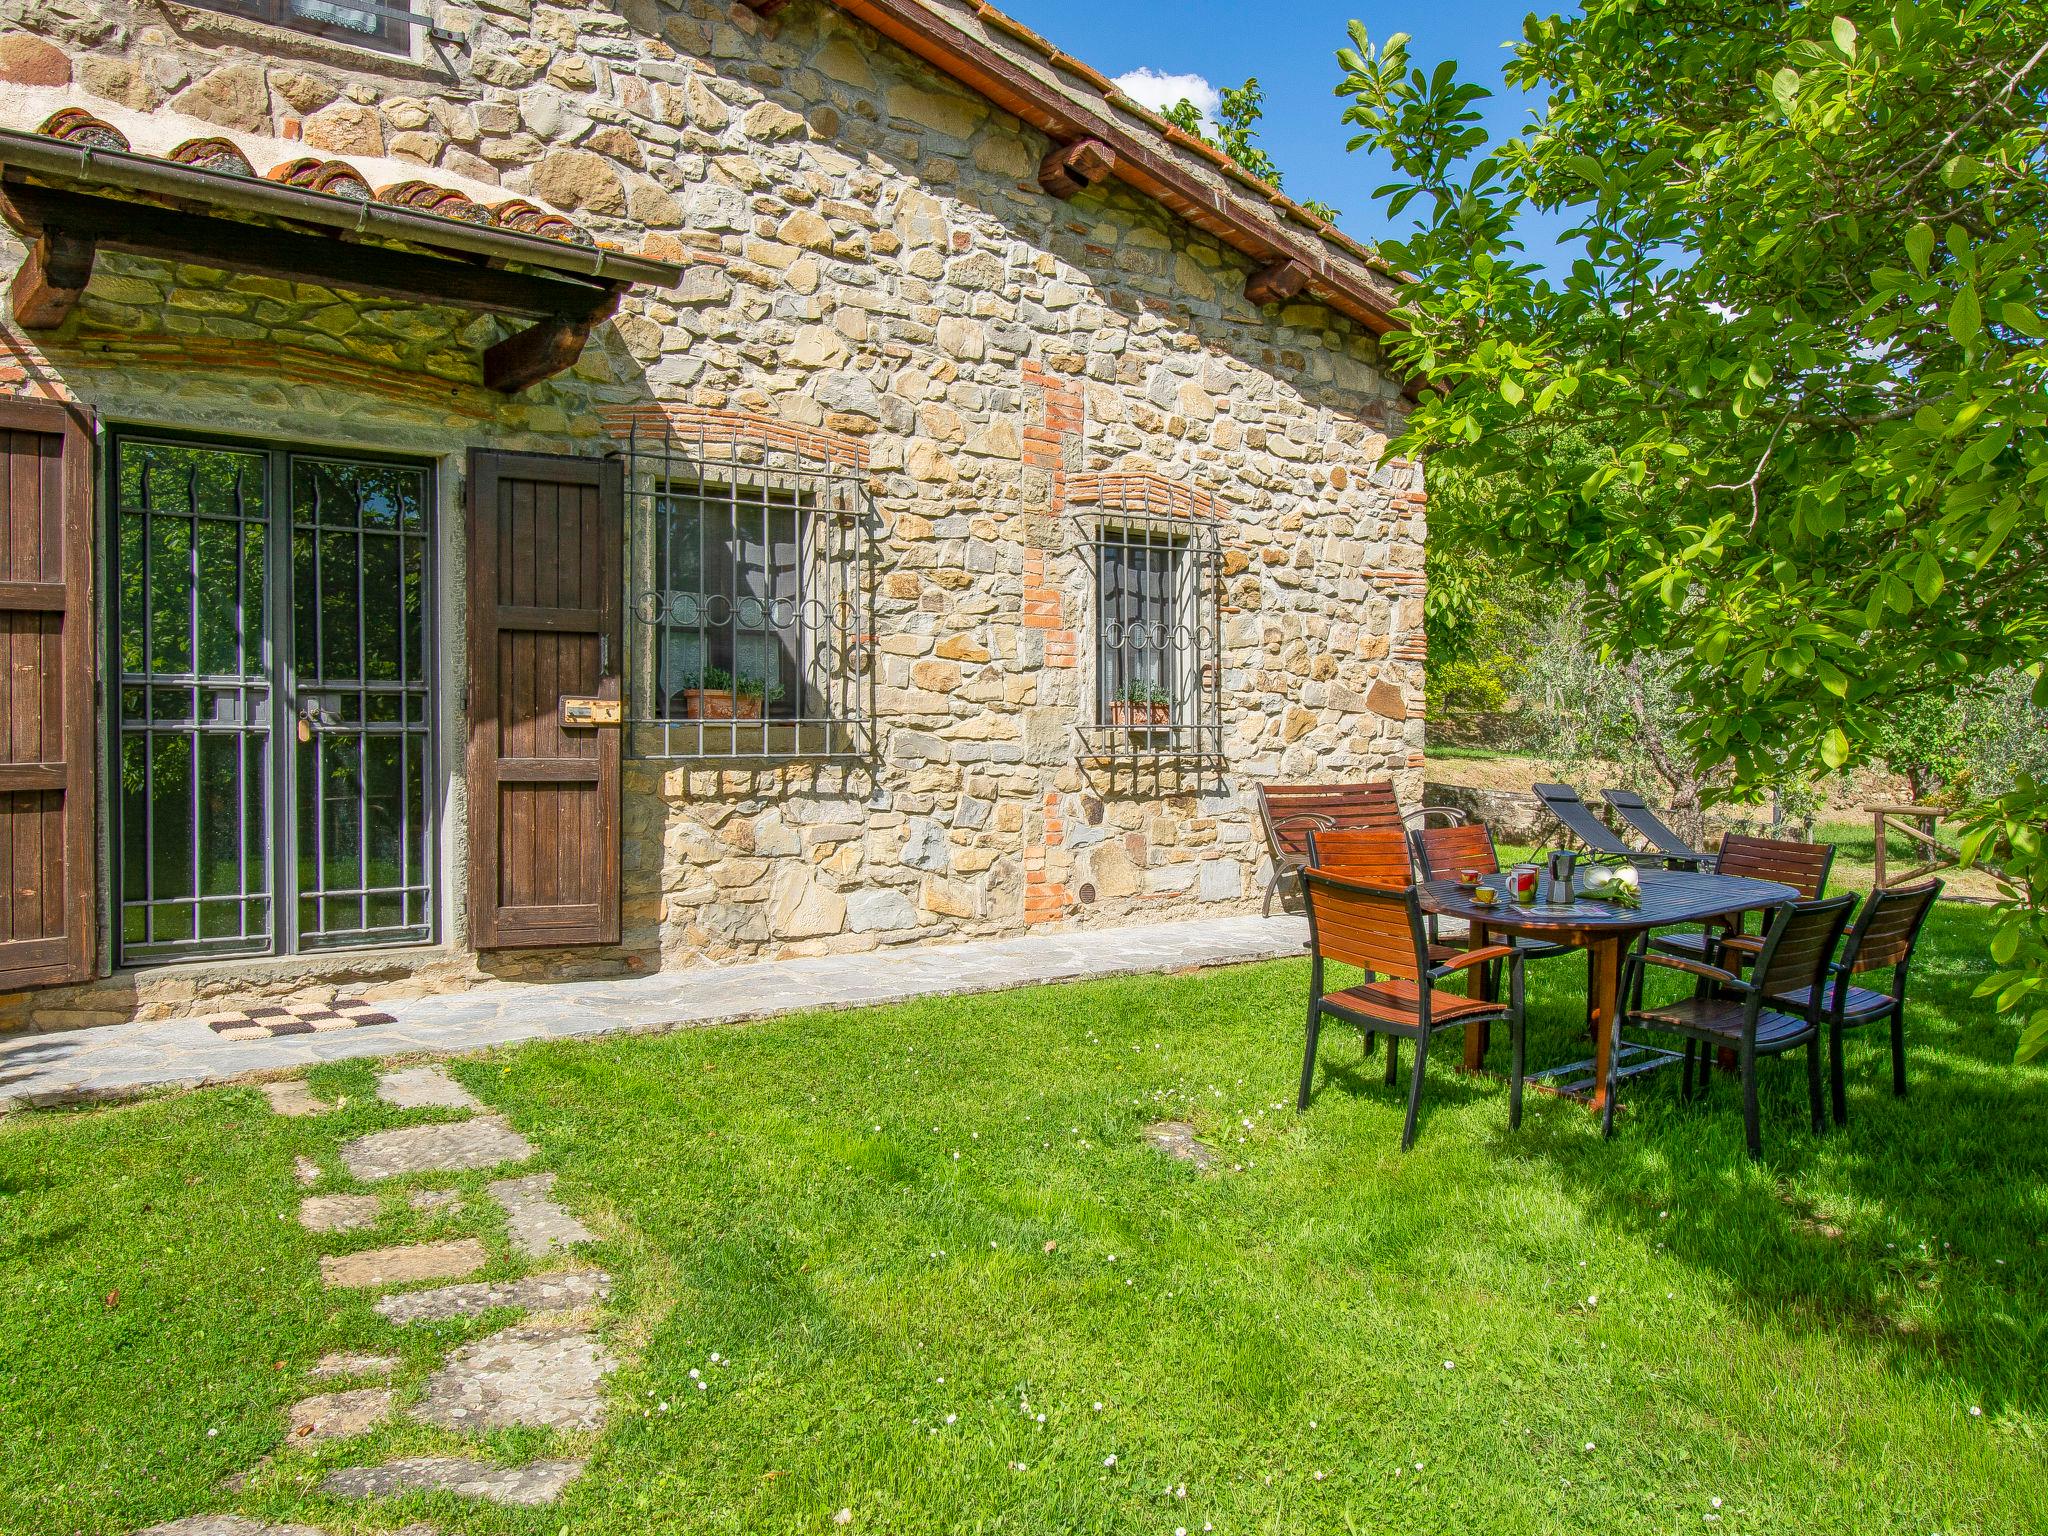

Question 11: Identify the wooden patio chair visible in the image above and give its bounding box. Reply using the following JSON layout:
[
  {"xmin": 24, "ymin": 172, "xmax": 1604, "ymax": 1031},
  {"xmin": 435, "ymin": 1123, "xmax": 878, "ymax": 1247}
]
[
  {"xmin": 1765, "ymin": 879, "xmax": 1943, "ymax": 1124},
  {"xmin": 1600, "ymin": 788, "xmax": 1715, "ymax": 869},
  {"xmin": 1615, "ymin": 894, "xmax": 1857, "ymax": 1157},
  {"xmin": 1650, "ymin": 832, "xmax": 1835, "ymax": 971},
  {"xmin": 1409, "ymin": 821, "xmax": 1587, "ymax": 982},
  {"xmin": 1255, "ymin": 781, "xmax": 1467, "ymax": 916},
  {"xmin": 1298, "ymin": 867, "xmax": 1527, "ymax": 1151},
  {"xmin": 1530, "ymin": 783, "xmax": 1666, "ymax": 867}
]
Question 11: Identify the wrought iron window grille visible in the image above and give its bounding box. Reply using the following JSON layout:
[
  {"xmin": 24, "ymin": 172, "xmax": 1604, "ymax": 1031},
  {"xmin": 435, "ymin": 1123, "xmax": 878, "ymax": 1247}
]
[
  {"xmin": 1080, "ymin": 507, "xmax": 1225, "ymax": 767},
  {"xmin": 618, "ymin": 421, "xmax": 877, "ymax": 763}
]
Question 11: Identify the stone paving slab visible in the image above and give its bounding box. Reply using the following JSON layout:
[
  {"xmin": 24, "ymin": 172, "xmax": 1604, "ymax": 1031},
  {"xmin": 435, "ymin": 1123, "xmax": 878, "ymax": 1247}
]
[
  {"xmin": 286, "ymin": 1387, "xmax": 392, "ymax": 1444},
  {"xmin": 374, "ymin": 1268, "xmax": 613, "ymax": 1325},
  {"xmin": 489, "ymin": 1173, "xmax": 596, "ymax": 1258},
  {"xmin": 319, "ymin": 1238, "xmax": 488, "ymax": 1290},
  {"xmin": 320, "ymin": 1456, "xmax": 585, "ymax": 1506},
  {"xmin": 340, "ymin": 1117, "xmax": 537, "ymax": 1182},
  {"xmin": 1143, "ymin": 1120, "xmax": 1218, "ymax": 1171},
  {"xmin": 259, "ymin": 1080, "xmax": 324, "ymax": 1117},
  {"xmin": 1, "ymin": 916, "xmax": 1307, "ymax": 1111},
  {"xmin": 140, "ymin": 1518, "xmax": 329, "ymax": 1536},
  {"xmin": 377, "ymin": 1065, "xmax": 483, "ymax": 1113},
  {"xmin": 298, "ymin": 1194, "xmax": 382, "ymax": 1234},
  {"xmin": 309, "ymin": 1351, "xmax": 399, "ymax": 1382},
  {"xmin": 411, "ymin": 1323, "xmax": 614, "ymax": 1432}
]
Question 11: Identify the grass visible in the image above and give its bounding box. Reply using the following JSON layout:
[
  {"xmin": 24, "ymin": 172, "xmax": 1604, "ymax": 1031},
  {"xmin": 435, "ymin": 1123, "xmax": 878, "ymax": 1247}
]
[{"xmin": 2, "ymin": 903, "xmax": 2044, "ymax": 1535}]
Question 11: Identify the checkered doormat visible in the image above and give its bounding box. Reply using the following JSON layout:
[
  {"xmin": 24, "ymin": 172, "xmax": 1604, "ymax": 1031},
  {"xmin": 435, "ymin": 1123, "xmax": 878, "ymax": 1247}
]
[{"xmin": 204, "ymin": 999, "xmax": 396, "ymax": 1040}]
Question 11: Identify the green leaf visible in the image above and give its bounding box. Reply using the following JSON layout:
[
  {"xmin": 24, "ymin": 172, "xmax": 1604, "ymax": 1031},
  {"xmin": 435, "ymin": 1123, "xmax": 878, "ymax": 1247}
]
[
  {"xmin": 1831, "ymin": 15, "xmax": 1858, "ymax": 55},
  {"xmin": 1948, "ymin": 285, "xmax": 1981, "ymax": 347},
  {"xmin": 1820, "ymin": 727, "xmax": 1850, "ymax": 770},
  {"xmin": 1904, "ymin": 222, "xmax": 1934, "ymax": 276},
  {"xmin": 1770, "ymin": 67, "xmax": 1800, "ymax": 106},
  {"xmin": 1912, "ymin": 552, "xmax": 1945, "ymax": 604},
  {"xmin": 1499, "ymin": 377, "xmax": 1525, "ymax": 405}
]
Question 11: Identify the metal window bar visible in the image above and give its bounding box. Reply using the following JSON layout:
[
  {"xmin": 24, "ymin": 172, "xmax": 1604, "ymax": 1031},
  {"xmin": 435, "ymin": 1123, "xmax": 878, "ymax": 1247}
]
[
  {"xmin": 619, "ymin": 422, "xmax": 876, "ymax": 762},
  {"xmin": 1080, "ymin": 503, "xmax": 1225, "ymax": 767}
]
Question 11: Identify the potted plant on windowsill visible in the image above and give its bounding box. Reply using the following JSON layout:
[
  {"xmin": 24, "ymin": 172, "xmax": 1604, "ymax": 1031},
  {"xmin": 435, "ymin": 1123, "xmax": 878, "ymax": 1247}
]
[
  {"xmin": 1109, "ymin": 680, "xmax": 1174, "ymax": 732},
  {"xmin": 678, "ymin": 666, "xmax": 750, "ymax": 720}
]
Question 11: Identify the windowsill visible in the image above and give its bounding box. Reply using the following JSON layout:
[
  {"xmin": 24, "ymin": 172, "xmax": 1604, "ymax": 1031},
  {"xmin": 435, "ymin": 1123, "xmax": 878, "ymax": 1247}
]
[
  {"xmin": 627, "ymin": 720, "xmax": 868, "ymax": 761},
  {"xmin": 164, "ymin": 4, "xmax": 470, "ymax": 88}
]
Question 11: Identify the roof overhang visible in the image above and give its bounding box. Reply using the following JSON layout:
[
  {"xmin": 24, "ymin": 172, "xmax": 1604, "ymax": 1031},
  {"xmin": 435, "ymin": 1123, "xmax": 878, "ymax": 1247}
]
[
  {"xmin": 0, "ymin": 127, "xmax": 685, "ymax": 394},
  {"xmin": 750, "ymin": 0, "xmax": 1409, "ymax": 342}
]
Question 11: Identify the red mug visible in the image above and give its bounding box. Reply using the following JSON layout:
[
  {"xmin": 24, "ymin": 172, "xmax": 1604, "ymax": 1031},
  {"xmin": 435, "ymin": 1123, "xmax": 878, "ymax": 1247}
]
[{"xmin": 1506, "ymin": 865, "xmax": 1539, "ymax": 903}]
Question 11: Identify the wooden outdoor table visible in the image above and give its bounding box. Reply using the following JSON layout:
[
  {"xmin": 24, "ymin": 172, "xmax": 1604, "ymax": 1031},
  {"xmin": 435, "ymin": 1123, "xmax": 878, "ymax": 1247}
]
[{"xmin": 1418, "ymin": 868, "xmax": 1800, "ymax": 1111}]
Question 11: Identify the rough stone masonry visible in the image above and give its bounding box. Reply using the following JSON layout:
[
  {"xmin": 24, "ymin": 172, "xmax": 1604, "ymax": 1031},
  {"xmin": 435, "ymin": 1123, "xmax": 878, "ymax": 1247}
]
[{"xmin": 0, "ymin": 0, "xmax": 1427, "ymax": 1032}]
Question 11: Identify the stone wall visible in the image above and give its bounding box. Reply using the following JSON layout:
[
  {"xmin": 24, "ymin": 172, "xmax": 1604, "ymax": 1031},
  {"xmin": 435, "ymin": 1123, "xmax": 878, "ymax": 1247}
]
[{"xmin": 0, "ymin": 0, "xmax": 1426, "ymax": 1028}]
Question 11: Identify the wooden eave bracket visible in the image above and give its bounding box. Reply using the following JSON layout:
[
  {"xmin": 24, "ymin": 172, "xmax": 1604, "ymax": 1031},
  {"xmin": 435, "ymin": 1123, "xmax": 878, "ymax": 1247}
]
[
  {"xmin": 1245, "ymin": 257, "xmax": 1309, "ymax": 308},
  {"xmin": 739, "ymin": 0, "xmax": 796, "ymax": 13},
  {"xmin": 0, "ymin": 178, "xmax": 629, "ymax": 394},
  {"xmin": 1038, "ymin": 138, "xmax": 1113, "ymax": 200}
]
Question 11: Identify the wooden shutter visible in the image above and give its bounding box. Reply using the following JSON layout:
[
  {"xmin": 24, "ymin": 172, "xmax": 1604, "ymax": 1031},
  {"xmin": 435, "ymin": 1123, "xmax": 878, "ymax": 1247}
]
[
  {"xmin": 0, "ymin": 396, "xmax": 94, "ymax": 988},
  {"xmin": 465, "ymin": 450, "xmax": 623, "ymax": 948}
]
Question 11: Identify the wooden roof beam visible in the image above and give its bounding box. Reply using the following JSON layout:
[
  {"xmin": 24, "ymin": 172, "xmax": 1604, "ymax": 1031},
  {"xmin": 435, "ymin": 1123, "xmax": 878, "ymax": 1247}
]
[{"xmin": 1038, "ymin": 138, "xmax": 1113, "ymax": 199}]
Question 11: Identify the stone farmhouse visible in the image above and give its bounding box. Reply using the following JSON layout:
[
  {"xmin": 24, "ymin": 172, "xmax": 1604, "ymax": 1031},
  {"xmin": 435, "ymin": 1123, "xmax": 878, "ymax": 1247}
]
[{"xmin": 0, "ymin": 0, "xmax": 1427, "ymax": 1031}]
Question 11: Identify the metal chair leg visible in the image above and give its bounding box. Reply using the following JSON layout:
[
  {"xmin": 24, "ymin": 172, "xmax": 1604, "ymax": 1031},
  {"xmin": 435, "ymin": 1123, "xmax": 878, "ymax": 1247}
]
[
  {"xmin": 1741, "ymin": 1046, "xmax": 1762, "ymax": 1160},
  {"xmin": 1297, "ymin": 1004, "xmax": 1322, "ymax": 1110},
  {"xmin": 1509, "ymin": 1011, "xmax": 1526, "ymax": 1131},
  {"xmin": 1401, "ymin": 1029, "xmax": 1431, "ymax": 1152},
  {"xmin": 1681, "ymin": 1041, "xmax": 1697, "ymax": 1101},
  {"xmin": 1828, "ymin": 1019, "xmax": 1848, "ymax": 1126},
  {"xmin": 1806, "ymin": 1033, "xmax": 1826, "ymax": 1134},
  {"xmin": 1384, "ymin": 1035, "xmax": 1400, "ymax": 1086},
  {"xmin": 1890, "ymin": 1004, "xmax": 1907, "ymax": 1097}
]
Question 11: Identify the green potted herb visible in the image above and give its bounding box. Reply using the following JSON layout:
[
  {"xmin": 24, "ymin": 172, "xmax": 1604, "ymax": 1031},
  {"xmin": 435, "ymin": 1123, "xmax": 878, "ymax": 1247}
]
[
  {"xmin": 679, "ymin": 665, "xmax": 742, "ymax": 720},
  {"xmin": 1110, "ymin": 679, "xmax": 1173, "ymax": 730},
  {"xmin": 733, "ymin": 674, "xmax": 785, "ymax": 716}
]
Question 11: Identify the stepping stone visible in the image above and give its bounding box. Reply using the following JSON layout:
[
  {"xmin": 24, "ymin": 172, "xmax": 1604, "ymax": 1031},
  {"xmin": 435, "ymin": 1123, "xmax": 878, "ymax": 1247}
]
[
  {"xmin": 409, "ymin": 1188, "xmax": 463, "ymax": 1213},
  {"xmin": 377, "ymin": 1065, "xmax": 483, "ymax": 1113},
  {"xmin": 260, "ymin": 1080, "xmax": 323, "ymax": 1117},
  {"xmin": 1144, "ymin": 1121, "xmax": 1217, "ymax": 1171},
  {"xmin": 375, "ymin": 1269, "xmax": 612, "ymax": 1325},
  {"xmin": 287, "ymin": 1387, "xmax": 392, "ymax": 1444},
  {"xmin": 139, "ymin": 1519, "xmax": 327, "ymax": 1536},
  {"xmin": 411, "ymin": 1323, "xmax": 614, "ymax": 1432},
  {"xmin": 340, "ymin": 1116, "xmax": 535, "ymax": 1182},
  {"xmin": 321, "ymin": 1456, "xmax": 585, "ymax": 1506},
  {"xmin": 320, "ymin": 1238, "xmax": 488, "ymax": 1290},
  {"xmin": 298, "ymin": 1194, "xmax": 381, "ymax": 1234},
  {"xmin": 293, "ymin": 1156, "xmax": 321, "ymax": 1188},
  {"xmin": 309, "ymin": 1350, "xmax": 400, "ymax": 1382},
  {"xmin": 488, "ymin": 1173, "xmax": 596, "ymax": 1258}
]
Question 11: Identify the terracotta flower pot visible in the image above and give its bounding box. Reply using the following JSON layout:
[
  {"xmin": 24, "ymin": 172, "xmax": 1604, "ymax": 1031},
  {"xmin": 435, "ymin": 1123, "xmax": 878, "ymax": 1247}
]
[
  {"xmin": 680, "ymin": 689, "xmax": 763, "ymax": 721},
  {"xmin": 1110, "ymin": 702, "xmax": 1172, "ymax": 729}
]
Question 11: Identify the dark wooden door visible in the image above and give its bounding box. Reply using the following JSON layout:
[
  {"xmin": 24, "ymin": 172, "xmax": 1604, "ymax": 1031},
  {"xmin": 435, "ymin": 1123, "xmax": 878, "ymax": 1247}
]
[
  {"xmin": 0, "ymin": 397, "xmax": 93, "ymax": 987},
  {"xmin": 466, "ymin": 450, "xmax": 622, "ymax": 948}
]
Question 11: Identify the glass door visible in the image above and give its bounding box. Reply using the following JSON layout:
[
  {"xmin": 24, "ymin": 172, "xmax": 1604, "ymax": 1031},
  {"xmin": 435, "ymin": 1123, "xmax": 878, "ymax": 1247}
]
[{"xmin": 110, "ymin": 434, "xmax": 436, "ymax": 965}]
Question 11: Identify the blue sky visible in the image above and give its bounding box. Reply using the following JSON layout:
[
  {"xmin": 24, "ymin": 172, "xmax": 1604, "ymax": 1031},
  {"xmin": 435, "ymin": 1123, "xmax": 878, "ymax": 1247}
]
[{"xmin": 997, "ymin": 1, "xmax": 1573, "ymax": 260}]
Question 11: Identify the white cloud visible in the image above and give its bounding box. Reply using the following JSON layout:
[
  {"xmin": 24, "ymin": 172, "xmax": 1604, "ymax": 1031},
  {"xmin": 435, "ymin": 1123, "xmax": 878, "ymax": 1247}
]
[{"xmin": 1112, "ymin": 68, "xmax": 1220, "ymax": 134}]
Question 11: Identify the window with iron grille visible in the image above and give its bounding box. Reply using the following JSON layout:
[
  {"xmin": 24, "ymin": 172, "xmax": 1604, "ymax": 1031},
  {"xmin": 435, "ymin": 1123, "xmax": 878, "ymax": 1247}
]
[
  {"xmin": 1084, "ymin": 514, "xmax": 1224, "ymax": 763},
  {"xmin": 622, "ymin": 424, "xmax": 875, "ymax": 760},
  {"xmin": 183, "ymin": 0, "xmax": 422, "ymax": 54}
]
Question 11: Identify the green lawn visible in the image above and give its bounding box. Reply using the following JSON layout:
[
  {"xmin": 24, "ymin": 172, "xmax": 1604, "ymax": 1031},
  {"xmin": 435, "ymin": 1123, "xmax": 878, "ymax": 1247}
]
[{"xmin": 2, "ymin": 902, "xmax": 2043, "ymax": 1535}]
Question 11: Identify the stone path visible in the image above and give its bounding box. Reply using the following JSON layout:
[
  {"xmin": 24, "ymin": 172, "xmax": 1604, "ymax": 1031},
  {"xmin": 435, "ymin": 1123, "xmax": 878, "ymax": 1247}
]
[
  {"xmin": 3, "ymin": 914, "xmax": 1307, "ymax": 1111},
  {"xmin": 136, "ymin": 1062, "xmax": 614, "ymax": 1530}
]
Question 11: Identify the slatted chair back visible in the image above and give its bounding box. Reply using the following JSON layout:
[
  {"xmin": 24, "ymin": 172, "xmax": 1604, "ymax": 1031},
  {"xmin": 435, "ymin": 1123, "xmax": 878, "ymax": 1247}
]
[
  {"xmin": 1300, "ymin": 870, "xmax": 1426, "ymax": 983},
  {"xmin": 1411, "ymin": 821, "xmax": 1498, "ymax": 882},
  {"xmin": 1753, "ymin": 895, "xmax": 1858, "ymax": 1002},
  {"xmin": 1843, "ymin": 879, "xmax": 1942, "ymax": 974},
  {"xmin": 1531, "ymin": 782, "xmax": 1639, "ymax": 858},
  {"xmin": 1715, "ymin": 832, "xmax": 1835, "ymax": 899},
  {"xmin": 1256, "ymin": 781, "xmax": 1404, "ymax": 863},
  {"xmin": 1307, "ymin": 827, "xmax": 1413, "ymax": 885}
]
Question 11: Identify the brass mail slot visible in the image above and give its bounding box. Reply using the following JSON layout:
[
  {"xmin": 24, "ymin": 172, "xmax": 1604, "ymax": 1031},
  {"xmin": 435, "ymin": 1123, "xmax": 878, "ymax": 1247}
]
[{"xmin": 560, "ymin": 696, "xmax": 623, "ymax": 728}]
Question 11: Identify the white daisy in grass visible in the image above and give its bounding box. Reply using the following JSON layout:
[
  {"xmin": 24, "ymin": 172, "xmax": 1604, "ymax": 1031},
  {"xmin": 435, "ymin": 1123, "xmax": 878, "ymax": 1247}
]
[{"xmin": 1104, "ymin": 1454, "xmax": 1117, "ymax": 1467}]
